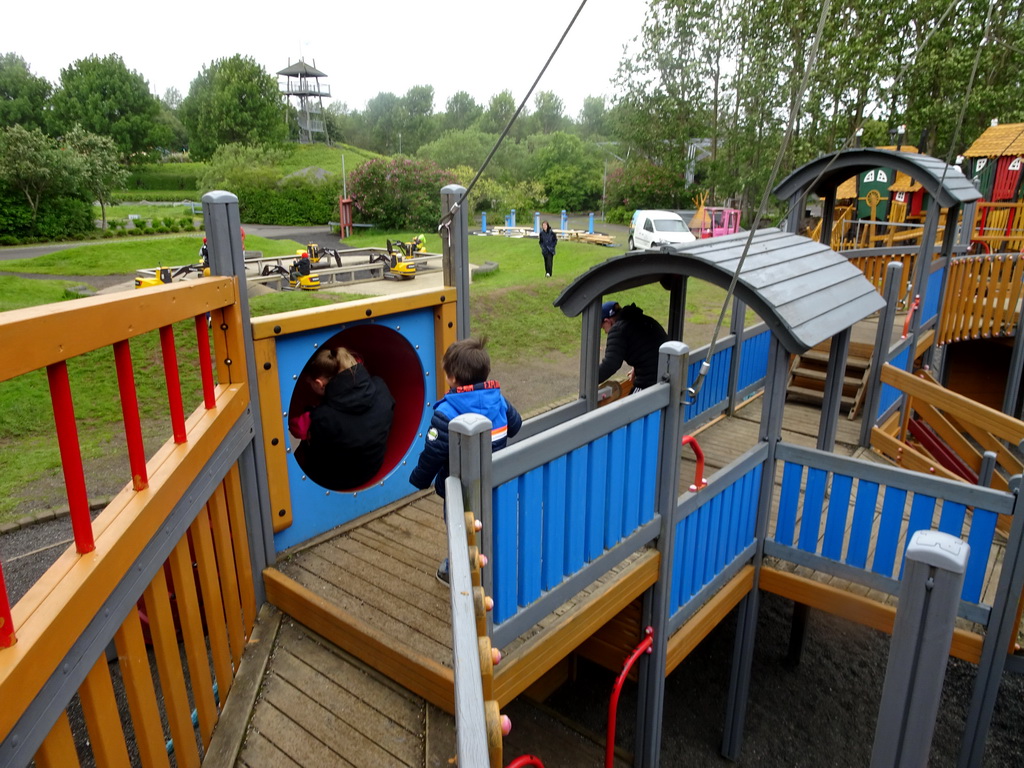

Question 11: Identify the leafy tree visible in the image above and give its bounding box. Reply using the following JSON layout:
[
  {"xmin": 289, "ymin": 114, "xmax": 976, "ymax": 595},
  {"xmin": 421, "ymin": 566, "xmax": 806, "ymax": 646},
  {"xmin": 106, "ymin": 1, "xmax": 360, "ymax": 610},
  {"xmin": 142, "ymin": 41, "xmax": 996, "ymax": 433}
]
[
  {"xmin": 50, "ymin": 54, "xmax": 161, "ymax": 161},
  {"xmin": 533, "ymin": 91, "xmax": 567, "ymax": 134},
  {"xmin": 63, "ymin": 125, "xmax": 128, "ymax": 228},
  {"xmin": 361, "ymin": 91, "xmax": 403, "ymax": 154},
  {"xmin": 0, "ymin": 125, "xmax": 72, "ymax": 224},
  {"xmin": 476, "ymin": 90, "xmax": 518, "ymax": 134},
  {"xmin": 578, "ymin": 96, "xmax": 609, "ymax": 138},
  {"xmin": 533, "ymin": 132, "xmax": 602, "ymax": 211},
  {"xmin": 0, "ymin": 53, "xmax": 51, "ymax": 131},
  {"xmin": 443, "ymin": 91, "xmax": 483, "ymax": 132},
  {"xmin": 179, "ymin": 55, "xmax": 287, "ymax": 161},
  {"xmin": 417, "ymin": 129, "xmax": 494, "ymax": 172},
  {"xmin": 400, "ymin": 85, "xmax": 437, "ymax": 155},
  {"xmin": 349, "ymin": 156, "xmax": 456, "ymax": 230}
]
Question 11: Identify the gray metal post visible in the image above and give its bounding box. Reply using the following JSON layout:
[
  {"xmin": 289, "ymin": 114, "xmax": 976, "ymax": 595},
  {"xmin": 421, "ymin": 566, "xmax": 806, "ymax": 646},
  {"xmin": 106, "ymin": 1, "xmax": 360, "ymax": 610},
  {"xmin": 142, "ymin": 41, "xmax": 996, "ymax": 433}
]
[
  {"xmin": 907, "ymin": 206, "xmax": 941, "ymax": 343},
  {"xmin": 1002, "ymin": 315, "xmax": 1024, "ymax": 418},
  {"xmin": 202, "ymin": 190, "xmax": 273, "ymax": 588},
  {"xmin": 818, "ymin": 327, "xmax": 851, "ymax": 451},
  {"xmin": 441, "ymin": 185, "xmax": 471, "ymax": 339},
  {"xmin": 727, "ymin": 295, "xmax": 745, "ymax": 415},
  {"xmin": 449, "ymin": 413, "xmax": 494, "ymax": 635},
  {"xmin": 634, "ymin": 341, "xmax": 688, "ymax": 768},
  {"xmin": 581, "ymin": 300, "xmax": 604, "ymax": 409},
  {"xmin": 722, "ymin": 335, "xmax": 787, "ymax": 759},
  {"xmin": 871, "ymin": 530, "xmax": 969, "ymax": 768},
  {"xmin": 859, "ymin": 262, "xmax": 905, "ymax": 447}
]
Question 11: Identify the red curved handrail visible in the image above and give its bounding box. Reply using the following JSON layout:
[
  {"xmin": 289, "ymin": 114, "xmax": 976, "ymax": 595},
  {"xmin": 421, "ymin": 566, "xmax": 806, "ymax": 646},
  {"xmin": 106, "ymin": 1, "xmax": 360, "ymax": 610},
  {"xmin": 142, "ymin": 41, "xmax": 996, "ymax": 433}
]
[
  {"xmin": 902, "ymin": 294, "xmax": 921, "ymax": 339},
  {"xmin": 606, "ymin": 626, "xmax": 654, "ymax": 768},
  {"xmin": 681, "ymin": 435, "xmax": 708, "ymax": 491},
  {"xmin": 506, "ymin": 756, "xmax": 545, "ymax": 768}
]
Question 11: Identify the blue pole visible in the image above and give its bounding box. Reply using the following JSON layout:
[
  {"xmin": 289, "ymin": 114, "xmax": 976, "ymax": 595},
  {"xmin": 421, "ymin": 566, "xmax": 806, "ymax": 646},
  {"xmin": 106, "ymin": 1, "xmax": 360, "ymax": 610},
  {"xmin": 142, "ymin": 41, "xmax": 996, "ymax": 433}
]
[
  {"xmin": 534, "ymin": 211, "xmax": 540, "ymax": 233},
  {"xmin": 505, "ymin": 213, "xmax": 511, "ymax": 227},
  {"xmin": 561, "ymin": 210, "xmax": 568, "ymax": 231},
  {"xmin": 588, "ymin": 212, "xmax": 594, "ymax": 234},
  {"xmin": 511, "ymin": 208, "xmax": 516, "ymax": 227},
  {"xmin": 482, "ymin": 211, "xmax": 487, "ymax": 233}
]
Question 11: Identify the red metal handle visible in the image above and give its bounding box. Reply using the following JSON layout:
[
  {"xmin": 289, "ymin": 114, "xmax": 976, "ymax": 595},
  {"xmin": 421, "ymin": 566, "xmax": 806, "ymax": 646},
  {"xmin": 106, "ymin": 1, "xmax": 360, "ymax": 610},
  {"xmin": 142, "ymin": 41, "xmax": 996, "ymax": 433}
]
[
  {"xmin": 902, "ymin": 295, "xmax": 921, "ymax": 339},
  {"xmin": 606, "ymin": 626, "xmax": 654, "ymax": 768},
  {"xmin": 681, "ymin": 435, "xmax": 708, "ymax": 491},
  {"xmin": 506, "ymin": 756, "xmax": 545, "ymax": 767},
  {"xmin": 0, "ymin": 561, "xmax": 15, "ymax": 648}
]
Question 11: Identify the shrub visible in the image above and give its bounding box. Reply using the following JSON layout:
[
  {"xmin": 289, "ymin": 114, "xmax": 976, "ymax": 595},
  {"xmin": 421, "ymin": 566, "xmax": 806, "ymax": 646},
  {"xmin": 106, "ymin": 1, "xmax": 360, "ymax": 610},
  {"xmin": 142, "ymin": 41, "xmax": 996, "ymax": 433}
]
[{"xmin": 349, "ymin": 157, "xmax": 457, "ymax": 230}]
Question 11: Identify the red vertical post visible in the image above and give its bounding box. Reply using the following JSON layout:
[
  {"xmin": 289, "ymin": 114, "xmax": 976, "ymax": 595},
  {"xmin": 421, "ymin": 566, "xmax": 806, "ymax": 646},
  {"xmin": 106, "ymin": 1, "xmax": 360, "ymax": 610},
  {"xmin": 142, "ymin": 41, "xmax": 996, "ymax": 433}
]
[
  {"xmin": 46, "ymin": 362, "xmax": 95, "ymax": 553},
  {"xmin": 195, "ymin": 315, "xmax": 217, "ymax": 409},
  {"xmin": 0, "ymin": 561, "xmax": 15, "ymax": 647},
  {"xmin": 160, "ymin": 325, "xmax": 187, "ymax": 443},
  {"xmin": 114, "ymin": 340, "xmax": 148, "ymax": 491}
]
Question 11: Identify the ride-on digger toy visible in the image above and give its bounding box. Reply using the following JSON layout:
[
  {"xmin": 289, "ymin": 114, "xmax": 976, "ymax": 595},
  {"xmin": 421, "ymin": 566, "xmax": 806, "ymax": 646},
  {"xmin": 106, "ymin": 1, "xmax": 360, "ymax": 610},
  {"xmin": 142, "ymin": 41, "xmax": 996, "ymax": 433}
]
[
  {"xmin": 135, "ymin": 240, "xmax": 212, "ymax": 288},
  {"xmin": 370, "ymin": 236, "xmax": 423, "ymax": 280},
  {"xmin": 260, "ymin": 251, "xmax": 321, "ymax": 291}
]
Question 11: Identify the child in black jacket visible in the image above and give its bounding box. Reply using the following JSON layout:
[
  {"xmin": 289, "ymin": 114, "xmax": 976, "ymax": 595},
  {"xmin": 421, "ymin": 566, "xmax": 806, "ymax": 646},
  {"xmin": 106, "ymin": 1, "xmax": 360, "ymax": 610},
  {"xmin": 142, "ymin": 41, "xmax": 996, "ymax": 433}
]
[{"xmin": 295, "ymin": 347, "xmax": 395, "ymax": 490}]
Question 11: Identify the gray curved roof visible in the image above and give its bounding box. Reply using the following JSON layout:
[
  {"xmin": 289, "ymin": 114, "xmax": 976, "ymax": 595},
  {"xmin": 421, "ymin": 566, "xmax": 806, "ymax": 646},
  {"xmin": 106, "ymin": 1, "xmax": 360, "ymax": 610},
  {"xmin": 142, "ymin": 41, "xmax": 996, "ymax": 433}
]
[
  {"xmin": 774, "ymin": 148, "xmax": 982, "ymax": 208},
  {"xmin": 554, "ymin": 229, "xmax": 885, "ymax": 354},
  {"xmin": 277, "ymin": 60, "xmax": 327, "ymax": 77}
]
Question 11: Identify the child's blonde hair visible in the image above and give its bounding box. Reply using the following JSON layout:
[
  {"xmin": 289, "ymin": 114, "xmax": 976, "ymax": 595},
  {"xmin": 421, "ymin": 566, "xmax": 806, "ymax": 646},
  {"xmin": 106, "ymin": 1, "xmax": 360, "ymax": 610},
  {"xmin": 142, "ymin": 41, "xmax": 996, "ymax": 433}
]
[{"xmin": 308, "ymin": 346, "xmax": 358, "ymax": 381}]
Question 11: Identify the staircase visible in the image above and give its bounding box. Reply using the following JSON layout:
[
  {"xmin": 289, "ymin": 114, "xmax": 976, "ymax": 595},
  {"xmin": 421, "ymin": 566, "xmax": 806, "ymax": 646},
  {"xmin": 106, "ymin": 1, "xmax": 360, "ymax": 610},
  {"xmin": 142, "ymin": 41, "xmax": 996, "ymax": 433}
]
[{"xmin": 786, "ymin": 341, "xmax": 874, "ymax": 419}]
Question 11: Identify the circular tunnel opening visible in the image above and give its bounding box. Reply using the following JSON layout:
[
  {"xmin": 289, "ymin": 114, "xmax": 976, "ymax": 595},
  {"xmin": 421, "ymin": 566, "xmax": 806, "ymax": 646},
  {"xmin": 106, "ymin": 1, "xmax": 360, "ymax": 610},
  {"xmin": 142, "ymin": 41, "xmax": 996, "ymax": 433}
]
[{"xmin": 287, "ymin": 324, "xmax": 425, "ymax": 492}]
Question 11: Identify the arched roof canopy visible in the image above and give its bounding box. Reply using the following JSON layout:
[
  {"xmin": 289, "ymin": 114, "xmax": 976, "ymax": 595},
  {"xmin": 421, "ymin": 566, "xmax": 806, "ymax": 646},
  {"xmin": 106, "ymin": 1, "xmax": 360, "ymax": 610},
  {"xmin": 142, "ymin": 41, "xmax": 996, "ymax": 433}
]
[
  {"xmin": 773, "ymin": 148, "xmax": 982, "ymax": 208},
  {"xmin": 554, "ymin": 229, "xmax": 885, "ymax": 355}
]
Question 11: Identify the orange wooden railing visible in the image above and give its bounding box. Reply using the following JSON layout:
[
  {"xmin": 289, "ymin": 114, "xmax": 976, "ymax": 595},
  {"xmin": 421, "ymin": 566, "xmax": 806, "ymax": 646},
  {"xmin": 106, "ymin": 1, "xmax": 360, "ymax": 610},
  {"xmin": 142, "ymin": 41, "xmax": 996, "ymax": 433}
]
[
  {"xmin": 937, "ymin": 254, "xmax": 1024, "ymax": 345},
  {"xmin": 0, "ymin": 278, "xmax": 259, "ymax": 767}
]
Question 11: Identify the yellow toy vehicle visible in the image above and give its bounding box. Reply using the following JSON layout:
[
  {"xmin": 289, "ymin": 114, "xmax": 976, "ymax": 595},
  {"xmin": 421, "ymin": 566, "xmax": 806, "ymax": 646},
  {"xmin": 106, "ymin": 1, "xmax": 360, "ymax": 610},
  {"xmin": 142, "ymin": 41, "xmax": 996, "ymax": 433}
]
[{"xmin": 372, "ymin": 239, "xmax": 419, "ymax": 280}]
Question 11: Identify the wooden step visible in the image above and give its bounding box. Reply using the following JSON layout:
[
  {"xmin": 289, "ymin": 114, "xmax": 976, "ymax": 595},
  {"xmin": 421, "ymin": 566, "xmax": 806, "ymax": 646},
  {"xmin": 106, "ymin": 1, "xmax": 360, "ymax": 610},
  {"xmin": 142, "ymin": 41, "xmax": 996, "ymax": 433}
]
[
  {"xmin": 790, "ymin": 367, "xmax": 863, "ymax": 387},
  {"xmin": 787, "ymin": 386, "xmax": 856, "ymax": 409},
  {"xmin": 799, "ymin": 349, "xmax": 870, "ymax": 370}
]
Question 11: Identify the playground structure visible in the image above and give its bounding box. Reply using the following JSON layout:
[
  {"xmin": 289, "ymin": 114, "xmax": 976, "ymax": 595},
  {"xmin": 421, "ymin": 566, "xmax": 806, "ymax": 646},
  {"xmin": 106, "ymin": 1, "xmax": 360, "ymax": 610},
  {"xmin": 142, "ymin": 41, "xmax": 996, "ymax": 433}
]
[{"xmin": 1, "ymin": 149, "xmax": 1024, "ymax": 767}]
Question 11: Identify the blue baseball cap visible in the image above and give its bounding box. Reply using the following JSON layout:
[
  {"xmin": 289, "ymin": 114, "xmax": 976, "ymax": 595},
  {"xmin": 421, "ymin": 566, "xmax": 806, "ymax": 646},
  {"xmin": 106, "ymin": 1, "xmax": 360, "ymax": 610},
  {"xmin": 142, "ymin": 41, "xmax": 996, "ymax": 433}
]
[{"xmin": 601, "ymin": 301, "xmax": 619, "ymax": 320}]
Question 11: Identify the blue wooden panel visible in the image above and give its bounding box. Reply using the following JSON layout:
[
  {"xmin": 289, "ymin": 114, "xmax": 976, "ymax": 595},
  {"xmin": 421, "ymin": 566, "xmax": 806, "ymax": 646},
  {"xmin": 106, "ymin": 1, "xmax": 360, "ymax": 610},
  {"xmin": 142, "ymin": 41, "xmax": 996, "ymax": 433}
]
[
  {"xmin": 847, "ymin": 480, "xmax": 879, "ymax": 568},
  {"xmin": 684, "ymin": 345, "xmax": 732, "ymax": 421},
  {"xmin": 877, "ymin": 346, "xmax": 911, "ymax": 419},
  {"xmin": 743, "ymin": 465, "xmax": 762, "ymax": 549},
  {"xmin": 775, "ymin": 462, "xmax": 804, "ymax": 546},
  {"xmin": 797, "ymin": 468, "xmax": 828, "ymax": 554},
  {"xmin": 872, "ymin": 487, "xmax": 908, "ymax": 578},
  {"xmin": 822, "ymin": 474, "xmax": 853, "ymax": 561},
  {"xmin": 670, "ymin": 516, "xmax": 687, "ymax": 610},
  {"xmin": 922, "ymin": 266, "xmax": 944, "ymax": 324},
  {"xmin": 726, "ymin": 481, "xmax": 741, "ymax": 563},
  {"xmin": 542, "ymin": 455, "xmax": 567, "ymax": 591},
  {"xmin": 682, "ymin": 512, "xmax": 698, "ymax": 606},
  {"xmin": 898, "ymin": 493, "xmax": 938, "ymax": 581},
  {"xmin": 963, "ymin": 507, "xmax": 999, "ymax": 603},
  {"xmin": 621, "ymin": 422, "xmax": 642, "ymax": 535},
  {"xmin": 518, "ymin": 470, "xmax": 543, "ymax": 606},
  {"xmin": 695, "ymin": 498, "xmax": 711, "ymax": 587},
  {"xmin": 586, "ymin": 436, "xmax": 608, "ymax": 561},
  {"xmin": 492, "ymin": 481, "xmax": 519, "ymax": 623},
  {"xmin": 937, "ymin": 500, "xmax": 967, "ymax": 538},
  {"xmin": 639, "ymin": 413, "xmax": 660, "ymax": 524},
  {"xmin": 605, "ymin": 429, "xmax": 626, "ymax": 549},
  {"xmin": 565, "ymin": 449, "xmax": 588, "ymax": 573},
  {"xmin": 739, "ymin": 330, "xmax": 770, "ymax": 390},
  {"xmin": 706, "ymin": 492, "xmax": 723, "ymax": 582}
]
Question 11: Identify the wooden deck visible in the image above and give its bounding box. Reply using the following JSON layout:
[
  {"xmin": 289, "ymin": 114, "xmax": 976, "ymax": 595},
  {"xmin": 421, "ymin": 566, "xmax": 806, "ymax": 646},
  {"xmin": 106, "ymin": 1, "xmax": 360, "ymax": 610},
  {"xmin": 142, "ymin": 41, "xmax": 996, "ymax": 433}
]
[{"xmin": 214, "ymin": 399, "xmax": 1012, "ymax": 766}]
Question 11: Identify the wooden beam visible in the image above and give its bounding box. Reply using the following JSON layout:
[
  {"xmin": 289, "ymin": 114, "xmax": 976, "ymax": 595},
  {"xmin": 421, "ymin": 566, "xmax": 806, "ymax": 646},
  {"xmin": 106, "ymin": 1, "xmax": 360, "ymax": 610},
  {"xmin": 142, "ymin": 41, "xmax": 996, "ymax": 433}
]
[
  {"xmin": 263, "ymin": 567, "xmax": 456, "ymax": 712},
  {"xmin": 759, "ymin": 566, "xmax": 983, "ymax": 663}
]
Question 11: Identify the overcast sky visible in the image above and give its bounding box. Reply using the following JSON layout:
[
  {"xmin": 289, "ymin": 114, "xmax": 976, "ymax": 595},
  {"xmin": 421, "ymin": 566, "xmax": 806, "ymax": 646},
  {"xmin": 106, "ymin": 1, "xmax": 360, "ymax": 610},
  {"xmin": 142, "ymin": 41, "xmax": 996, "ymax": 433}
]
[{"xmin": 5, "ymin": 0, "xmax": 650, "ymax": 118}]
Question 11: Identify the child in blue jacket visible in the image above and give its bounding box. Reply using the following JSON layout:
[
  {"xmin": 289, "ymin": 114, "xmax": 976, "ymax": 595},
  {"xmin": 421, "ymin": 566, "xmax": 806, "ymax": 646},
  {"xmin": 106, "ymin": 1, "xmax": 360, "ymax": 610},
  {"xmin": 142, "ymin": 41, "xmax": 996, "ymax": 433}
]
[{"xmin": 409, "ymin": 337, "xmax": 522, "ymax": 584}]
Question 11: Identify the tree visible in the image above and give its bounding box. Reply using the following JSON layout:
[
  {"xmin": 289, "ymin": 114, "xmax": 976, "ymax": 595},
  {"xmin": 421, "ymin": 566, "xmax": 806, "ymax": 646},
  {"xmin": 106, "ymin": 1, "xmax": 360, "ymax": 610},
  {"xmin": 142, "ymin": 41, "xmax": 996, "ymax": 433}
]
[
  {"xmin": 578, "ymin": 96, "xmax": 609, "ymax": 138},
  {"xmin": 0, "ymin": 53, "xmax": 51, "ymax": 131},
  {"xmin": 361, "ymin": 92, "xmax": 403, "ymax": 154},
  {"xmin": 533, "ymin": 132, "xmax": 602, "ymax": 211},
  {"xmin": 476, "ymin": 91, "xmax": 518, "ymax": 134},
  {"xmin": 50, "ymin": 54, "xmax": 161, "ymax": 160},
  {"xmin": 0, "ymin": 125, "xmax": 70, "ymax": 224},
  {"xmin": 533, "ymin": 91, "xmax": 566, "ymax": 134},
  {"xmin": 179, "ymin": 55, "xmax": 287, "ymax": 160},
  {"xmin": 443, "ymin": 91, "xmax": 483, "ymax": 132},
  {"xmin": 349, "ymin": 157, "xmax": 456, "ymax": 230},
  {"xmin": 63, "ymin": 126, "xmax": 128, "ymax": 228},
  {"xmin": 400, "ymin": 85, "xmax": 438, "ymax": 155}
]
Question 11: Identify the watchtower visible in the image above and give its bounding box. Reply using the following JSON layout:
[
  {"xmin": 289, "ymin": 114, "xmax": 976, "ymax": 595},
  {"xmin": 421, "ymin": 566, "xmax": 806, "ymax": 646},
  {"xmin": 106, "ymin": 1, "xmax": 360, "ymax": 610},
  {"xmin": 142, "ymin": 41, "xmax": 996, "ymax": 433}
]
[{"xmin": 278, "ymin": 59, "xmax": 331, "ymax": 144}]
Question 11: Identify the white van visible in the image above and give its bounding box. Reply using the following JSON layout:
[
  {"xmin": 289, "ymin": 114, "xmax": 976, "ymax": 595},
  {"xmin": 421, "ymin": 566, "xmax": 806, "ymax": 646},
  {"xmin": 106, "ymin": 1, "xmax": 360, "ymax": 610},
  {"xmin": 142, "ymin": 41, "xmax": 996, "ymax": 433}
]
[{"xmin": 629, "ymin": 210, "xmax": 697, "ymax": 250}]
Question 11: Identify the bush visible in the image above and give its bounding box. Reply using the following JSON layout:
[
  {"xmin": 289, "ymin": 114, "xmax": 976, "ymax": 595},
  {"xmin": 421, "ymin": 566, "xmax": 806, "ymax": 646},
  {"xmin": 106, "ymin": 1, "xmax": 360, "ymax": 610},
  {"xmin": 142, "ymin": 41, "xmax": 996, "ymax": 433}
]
[{"xmin": 349, "ymin": 157, "xmax": 457, "ymax": 230}]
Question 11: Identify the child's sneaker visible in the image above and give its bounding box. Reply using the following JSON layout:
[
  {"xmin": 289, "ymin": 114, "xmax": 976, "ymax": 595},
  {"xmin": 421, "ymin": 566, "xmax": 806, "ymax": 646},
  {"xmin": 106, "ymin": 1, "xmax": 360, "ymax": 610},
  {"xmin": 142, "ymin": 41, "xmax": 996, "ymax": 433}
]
[{"xmin": 436, "ymin": 558, "xmax": 450, "ymax": 586}]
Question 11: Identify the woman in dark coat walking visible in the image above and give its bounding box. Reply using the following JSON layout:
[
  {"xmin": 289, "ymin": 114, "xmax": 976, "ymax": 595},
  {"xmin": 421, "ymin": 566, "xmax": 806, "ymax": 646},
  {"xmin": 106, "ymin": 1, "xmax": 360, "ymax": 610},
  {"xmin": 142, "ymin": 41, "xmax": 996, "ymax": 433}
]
[{"xmin": 538, "ymin": 220, "xmax": 557, "ymax": 277}]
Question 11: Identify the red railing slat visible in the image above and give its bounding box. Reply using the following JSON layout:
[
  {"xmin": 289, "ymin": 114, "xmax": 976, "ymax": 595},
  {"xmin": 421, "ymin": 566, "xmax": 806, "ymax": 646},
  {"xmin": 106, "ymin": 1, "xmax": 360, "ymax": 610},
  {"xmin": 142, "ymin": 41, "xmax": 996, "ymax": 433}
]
[
  {"xmin": 114, "ymin": 340, "xmax": 148, "ymax": 491},
  {"xmin": 0, "ymin": 561, "xmax": 15, "ymax": 647},
  {"xmin": 160, "ymin": 325, "xmax": 187, "ymax": 443},
  {"xmin": 46, "ymin": 362, "xmax": 95, "ymax": 553},
  {"xmin": 195, "ymin": 315, "xmax": 216, "ymax": 409}
]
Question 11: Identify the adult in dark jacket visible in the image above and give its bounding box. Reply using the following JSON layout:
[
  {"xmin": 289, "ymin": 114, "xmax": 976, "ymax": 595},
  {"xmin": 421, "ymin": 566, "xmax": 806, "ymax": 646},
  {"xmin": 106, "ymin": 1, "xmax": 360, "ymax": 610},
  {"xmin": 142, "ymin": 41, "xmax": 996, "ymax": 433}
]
[
  {"xmin": 297, "ymin": 347, "xmax": 395, "ymax": 490},
  {"xmin": 598, "ymin": 301, "xmax": 670, "ymax": 390},
  {"xmin": 538, "ymin": 220, "xmax": 557, "ymax": 277}
]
